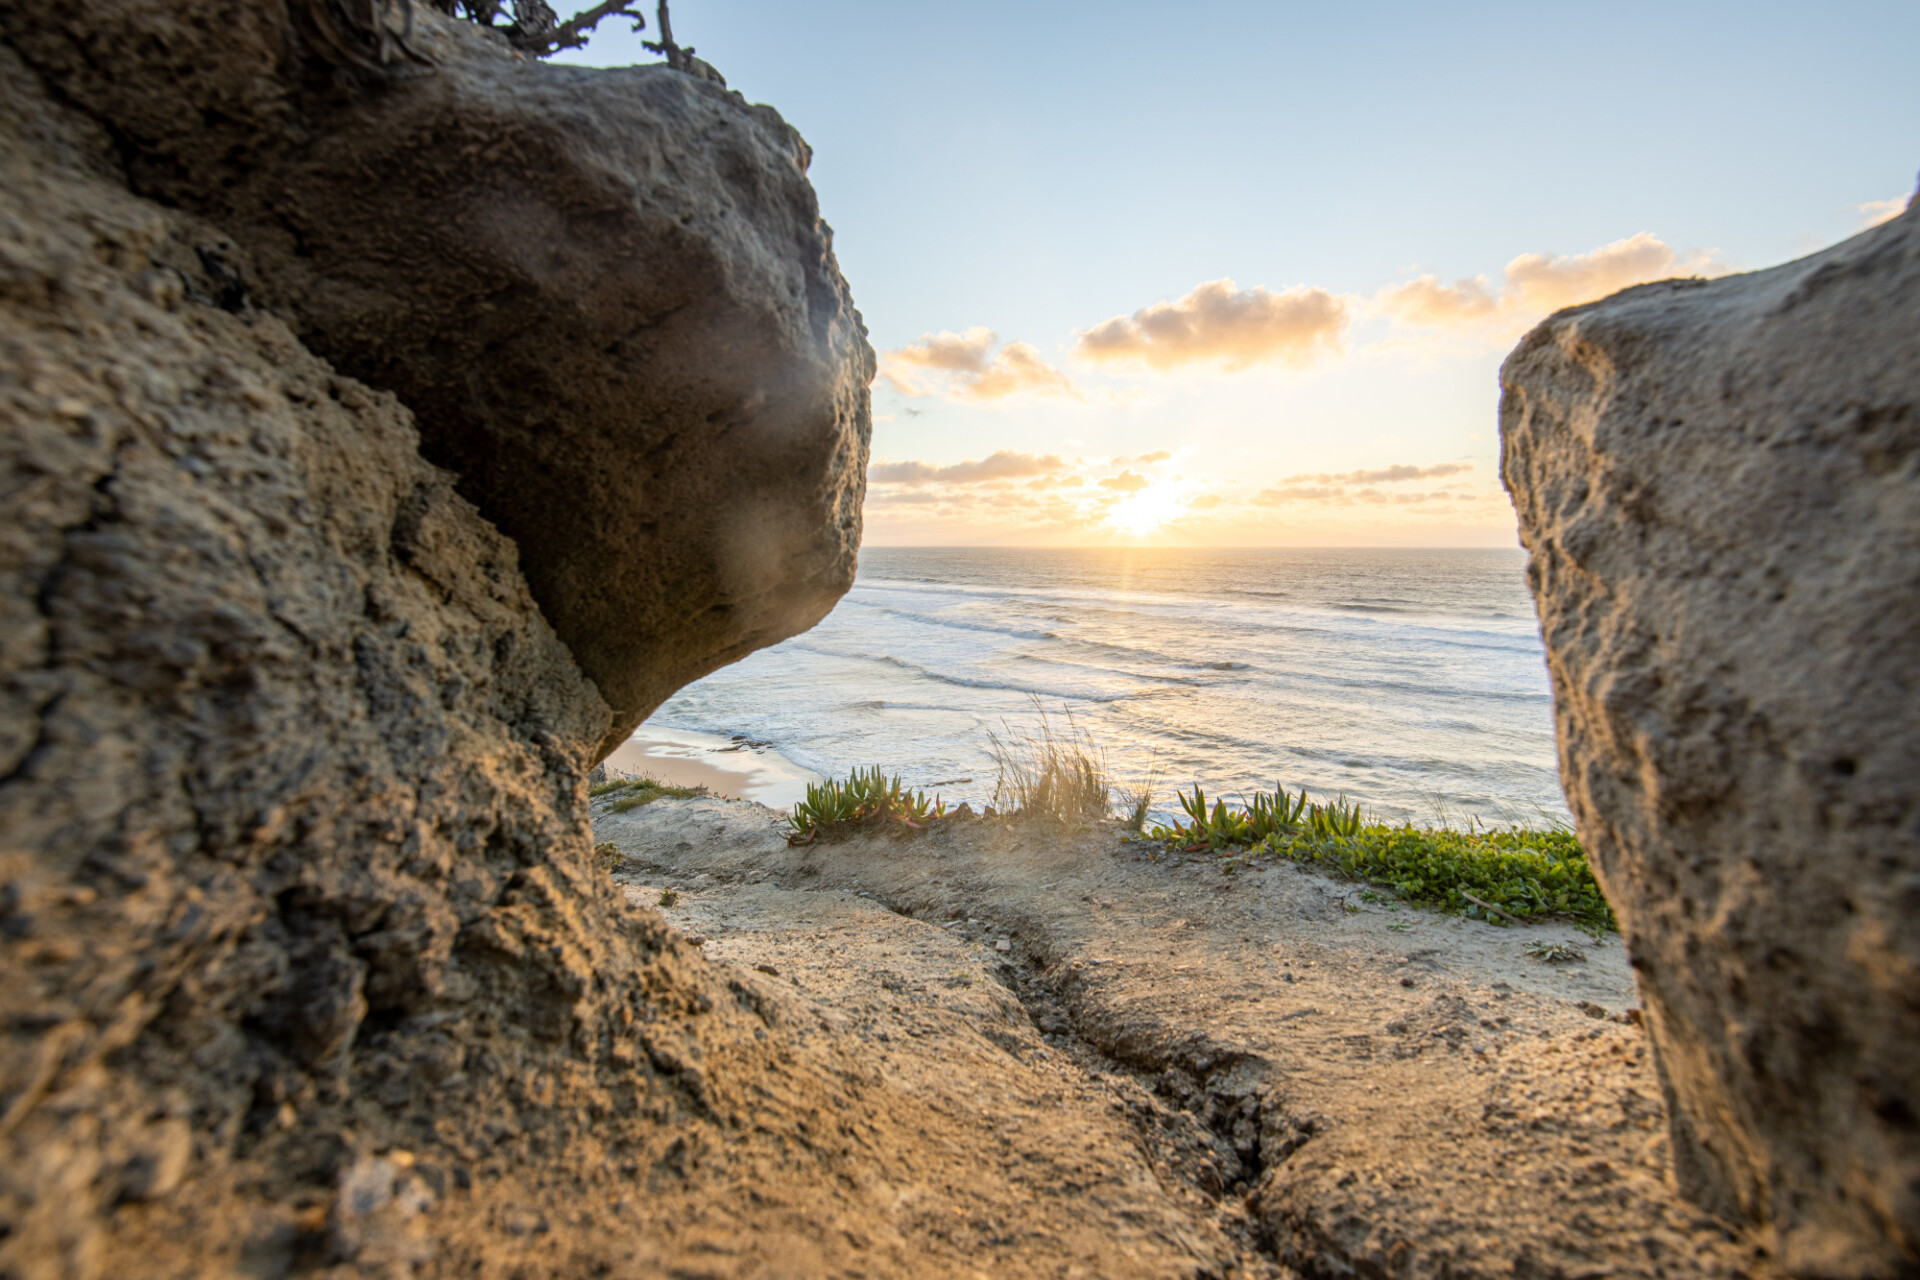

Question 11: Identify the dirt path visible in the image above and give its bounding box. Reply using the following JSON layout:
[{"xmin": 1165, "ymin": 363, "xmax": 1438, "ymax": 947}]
[{"xmin": 596, "ymin": 795, "xmax": 1775, "ymax": 1279}]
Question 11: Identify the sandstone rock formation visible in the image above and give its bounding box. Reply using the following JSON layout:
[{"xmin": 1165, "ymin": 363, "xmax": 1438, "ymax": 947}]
[
  {"xmin": 4, "ymin": 0, "xmax": 874, "ymax": 759},
  {"xmin": 0, "ymin": 11, "xmax": 880, "ymax": 1275},
  {"xmin": 1501, "ymin": 199, "xmax": 1919, "ymax": 1277}
]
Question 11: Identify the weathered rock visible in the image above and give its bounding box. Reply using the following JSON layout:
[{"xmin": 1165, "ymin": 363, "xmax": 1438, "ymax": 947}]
[
  {"xmin": 3, "ymin": 0, "xmax": 874, "ymax": 759},
  {"xmin": 0, "ymin": 43, "xmax": 884, "ymax": 1279},
  {"xmin": 1501, "ymin": 199, "xmax": 1919, "ymax": 1277}
]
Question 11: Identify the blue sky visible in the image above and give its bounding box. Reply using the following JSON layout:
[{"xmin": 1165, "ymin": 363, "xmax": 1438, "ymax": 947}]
[{"xmin": 562, "ymin": 1, "xmax": 1917, "ymax": 544}]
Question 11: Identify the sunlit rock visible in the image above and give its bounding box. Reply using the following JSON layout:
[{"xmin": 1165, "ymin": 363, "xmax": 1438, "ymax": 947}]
[
  {"xmin": 4, "ymin": 0, "xmax": 874, "ymax": 759},
  {"xmin": 1502, "ymin": 197, "xmax": 1919, "ymax": 1277}
]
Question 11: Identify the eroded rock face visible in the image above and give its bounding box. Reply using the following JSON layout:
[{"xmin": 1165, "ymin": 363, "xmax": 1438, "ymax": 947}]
[
  {"xmin": 0, "ymin": 44, "xmax": 883, "ymax": 1280},
  {"xmin": 1501, "ymin": 201, "xmax": 1919, "ymax": 1277},
  {"xmin": 4, "ymin": 1, "xmax": 874, "ymax": 759}
]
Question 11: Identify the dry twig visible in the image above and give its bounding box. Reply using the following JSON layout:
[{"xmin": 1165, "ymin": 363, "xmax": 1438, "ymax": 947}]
[{"xmin": 1460, "ymin": 890, "xmax": 1520, "ymax": 925}]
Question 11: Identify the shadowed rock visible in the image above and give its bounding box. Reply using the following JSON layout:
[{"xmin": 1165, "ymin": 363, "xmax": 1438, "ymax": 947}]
[
  {"xmin": 3, "ymin": 0, "xmax": 873, "ymax": 759},
  {"xmin": 0, "ymin": 8, "xmax": 880, "ymax": 1274},
  {"xmin": 1501, "ymin": 199, "xmax": 1919, "ymax": 1277}
]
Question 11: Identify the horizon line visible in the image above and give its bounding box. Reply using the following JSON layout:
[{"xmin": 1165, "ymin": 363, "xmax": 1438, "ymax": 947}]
[{"xmin": 857, "ymin": 542, "xmax": 1527, "ymax": 551}]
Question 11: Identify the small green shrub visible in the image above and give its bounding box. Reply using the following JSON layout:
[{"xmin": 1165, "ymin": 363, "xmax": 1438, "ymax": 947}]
[
  {"xmin": 1148, "ymin": 783, "xmax": 1615, "ymax": 933},
  {"xmin": 789, "ymin": 766, "xmax": 944, "ymax": 844},
  {"xmin": 658, "ymin": 888, "xmax": 679, "ymax": 908}
]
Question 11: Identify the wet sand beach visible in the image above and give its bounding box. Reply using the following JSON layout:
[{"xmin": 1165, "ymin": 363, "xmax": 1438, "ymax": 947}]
[{"xmin": 602, "ymin": 724, "xmax": 821, "ymax": 809}]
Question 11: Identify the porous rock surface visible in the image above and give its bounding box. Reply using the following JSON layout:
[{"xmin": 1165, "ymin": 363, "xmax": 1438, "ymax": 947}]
[
  {"xmin": 4, "ymin": 0, "xmax": 874, "ymax": 758},
  {"xmin": 1501, "ymin": 199, "xmax": 1919, "ymax": 1276},
  {"xmin": 0, "ymin": 30, "xmax": 895, "ymax": 1280}
]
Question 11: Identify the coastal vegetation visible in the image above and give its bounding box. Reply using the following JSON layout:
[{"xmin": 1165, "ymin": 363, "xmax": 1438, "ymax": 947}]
[
  {"xmin": 788, "ymin": 766, "xmax": 945, "ymax": 843},
  {"xmin": 592, "ymin": 774, "xmax": 708, "ymax": 813},
  {"xmin": 1146, "ymin": 783, "xmax": 1614, "ymax": 933},
  {"xmin": 985, "ymin": 704, "xmax": 1113, "ymax": 827},
  {"xmin": 779, "ymin": 746, "xmax": 1614, "ymax": 933}
]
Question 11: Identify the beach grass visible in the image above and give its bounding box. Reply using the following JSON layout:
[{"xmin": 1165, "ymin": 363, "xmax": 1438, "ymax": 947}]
[
  {"xmin": 1147, "ymin": 783, "xmax": 1614, "ymax": 933},
  {"xmin": 592, "ymin": 774, "xmax": 707, "ymax": 814},
  {"xmin": 986, "ymin": 700, "xmax": 1112, "ymax": 827},
  {"xmin": 1113, "ymin": 755, "xmax": 1161, "ymax": 834}
]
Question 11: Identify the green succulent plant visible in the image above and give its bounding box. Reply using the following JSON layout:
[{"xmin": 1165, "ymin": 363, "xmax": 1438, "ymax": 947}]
[{"xmin": 789, "ymin": 766, "xmax": 945, "ymax": 844}]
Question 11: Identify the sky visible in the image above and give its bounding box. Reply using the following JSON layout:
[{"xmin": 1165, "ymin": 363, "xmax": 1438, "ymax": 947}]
[{"xmin": 561, "ymin": 1, "xmax": 1917, "ymax": 547}]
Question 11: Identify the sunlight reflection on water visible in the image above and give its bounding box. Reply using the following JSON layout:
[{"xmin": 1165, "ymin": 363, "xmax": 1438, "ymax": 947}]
[{"xmin": 641, "ymin": 547, "xmax": 1567, "ymax": 826}]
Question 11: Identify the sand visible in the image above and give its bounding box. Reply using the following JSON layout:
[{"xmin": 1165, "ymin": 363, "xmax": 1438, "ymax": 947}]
[
  {"xmin": 601, "ymin": 724, "xmax": 821, "ymax": 808},
  {"xmin": 590, "ymin": 793, "xmax": 1779, "ymax": 1279}
]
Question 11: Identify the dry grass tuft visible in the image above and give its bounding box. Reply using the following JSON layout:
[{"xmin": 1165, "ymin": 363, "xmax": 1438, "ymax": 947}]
[
  {"xmin": 592, "ymin": 773, "xmax": 707, "ymax": 814},
  {"xmin": 1114, "ymin": 755, "xmax": 1161, "ymax": 833},
  {"xmin": 987, "ymin": 699, "xmax": 1113, "ymax": 827}
]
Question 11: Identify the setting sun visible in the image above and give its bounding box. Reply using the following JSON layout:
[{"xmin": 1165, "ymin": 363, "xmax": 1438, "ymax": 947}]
[{"xmin": 1101, "ymin": 483, "xmax": 1183, "ymax": 537}]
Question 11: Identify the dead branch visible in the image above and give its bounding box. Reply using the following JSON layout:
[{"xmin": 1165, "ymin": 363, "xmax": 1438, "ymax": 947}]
[
  {"xmin": 640, "ymin": 0, "xmax": 693, "ymax": 72},
  {"xmin": 530, "ymin": 0, "xmax": 650, "ymax": 56},
  {"xmin": 1460, "ymin": 890, "xmax": 1521, "ymax": 925},
  {"xmin": 424, "ymin": 0, "xmax": 649, "ymax": 59}
]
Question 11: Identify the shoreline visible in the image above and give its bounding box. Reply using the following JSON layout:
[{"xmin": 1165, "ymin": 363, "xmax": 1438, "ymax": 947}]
[{"xmin": 602, "ymin": 723, "xmax": 821, "ymax": 811}]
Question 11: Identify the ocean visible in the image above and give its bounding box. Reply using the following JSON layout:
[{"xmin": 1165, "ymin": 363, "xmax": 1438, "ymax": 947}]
[{"xmin": 639, "ymin": 547, "xmax": 1570, "ymax": 827}]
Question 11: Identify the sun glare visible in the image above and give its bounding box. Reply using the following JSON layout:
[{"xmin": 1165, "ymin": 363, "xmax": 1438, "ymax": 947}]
[{"xmin": 1104, "ymin": 484, "xmax": 1185, "ymax": 537}]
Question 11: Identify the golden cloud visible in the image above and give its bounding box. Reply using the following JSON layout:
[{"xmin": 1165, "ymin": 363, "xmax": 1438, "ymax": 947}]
[
  {"xmin": 880, "ymin": 329, "xmax": 1078, "ymax": 401},
  {"xmin": 1250, "ymin": 469, "xmax": 1478, "ymax": 506},
  {"xmin": 1378, "ymin": 234, "xmax": 1726, "ymax": 333},
  {"xmin": 1251, "ymin": 485, "xmax": 1342, "ymax": 506},
  {"xmin": 1280, "ymin": 462, "xmax": 1471, "ymax": 485},
  {"xmin": 1074, "ymin": 280, "xmax": 1350, "ymax": 371},
  {"xmin": 869, "ymin": 450, "xmax": 1069, "ymax": 486},
  {"xmin": 965, "ymin": 341, "xmax": 1077, "ymax": 399},
  {"xmin": 1857, "ymin": 194, "xmax": 1911, "ymax": 229},
  {"xmin": 1098, "ymin": 470, "xmax": 1150, "ymax": 493},
  {"xmin": 1373, "ymin": 274, "xmax": 1498, "ymax": 327}
]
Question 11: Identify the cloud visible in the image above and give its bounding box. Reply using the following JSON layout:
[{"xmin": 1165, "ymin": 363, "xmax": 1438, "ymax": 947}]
[
  {"xmin": 863, "ymin": 490, "xmax": 947, "ymax": 506},
  {"xmin": 1247, "ymin": 466, "xmax": 1498, "ymax": 508},
  {"xmin": 1378, "ymin": 233, "xmax": 1727, "ymax": 333},
  {"xmin": 889, "ymin": 327, "xmax": 995, "ymax": 373},
  {"xmin": 1251, "ymin": 485, "xmax": 1343, "ymax": 506},
  {"xmin": 1135, "ymin": 450, "xmax": 1172, "ymax": 464},
  {"xmin": 1280, "ymin": 462, "xmax": 1470, "ymax": 485},
  {"xmin": 1075, "ymin": 280, "xmax": 1350, "ymax": 371},
  {"xmin": 1099, "ymin": 470, "xmax": 1150, "ymax": 493},
  {"xmin": 880, "ymin": 328, "xmax": 1078, "ymax": 401},
  {"xmin": 1504, "ymin": 233, "xmax": 1721, "ymax": 313},
  {"xmin": 869, "ymin": 450, "xmax": 1068, "ymax": 486},
  {"xmin": 1350, "ymin": 489, "xmax": 1456, "ymax": 505},
  {"xmin": 1374, "ymin": 274, "xmax": 1498, "ymax": 327},
  {"xmin": 965, "ymin": 341, "xmax": 1078, "ymax": 399},
  {"xmin": 1857, "ymin": 194, "xmax": 1911, "ymax": 229},
  {"xmin": 1185, "ymin": 493, "xmax": 1227, "ymax": 511}
]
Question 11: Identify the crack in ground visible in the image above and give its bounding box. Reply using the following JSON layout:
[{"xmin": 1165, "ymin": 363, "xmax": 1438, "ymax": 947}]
[{"xmin": 863, "ymin": 890, "xmax": 1315, "ymax": 1270}]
